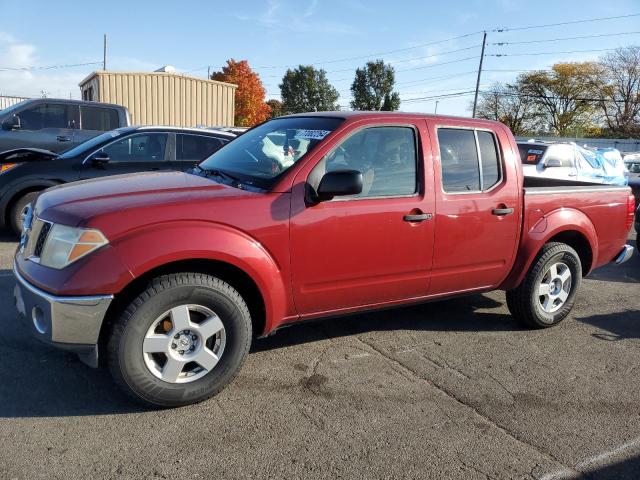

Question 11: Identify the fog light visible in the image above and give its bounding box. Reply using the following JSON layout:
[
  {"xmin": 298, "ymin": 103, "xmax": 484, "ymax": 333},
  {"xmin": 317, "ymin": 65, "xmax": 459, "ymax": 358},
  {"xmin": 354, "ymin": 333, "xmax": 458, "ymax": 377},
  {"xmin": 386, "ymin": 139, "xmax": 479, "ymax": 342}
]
[{"xmin": 32, "ymin": 306, "xmax": 47, "ymax": 334}]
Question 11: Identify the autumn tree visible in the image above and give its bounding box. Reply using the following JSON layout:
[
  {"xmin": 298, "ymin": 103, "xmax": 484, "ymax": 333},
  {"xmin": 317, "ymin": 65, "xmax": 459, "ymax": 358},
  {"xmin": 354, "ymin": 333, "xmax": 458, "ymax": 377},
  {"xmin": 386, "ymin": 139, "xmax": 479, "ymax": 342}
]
[
  {"xmin": 279, "ymin": 65, "xmax": 339, "ymax": 114},
  {"xmin": 474, "ymin": 82, "xmax": 536, "ymax": 135},
  {"xmin": 266, "ymin": 99, "xmax": 283, "ymax": 118},
  {"xmin": 597, "ymin": 46, "xmax": 640, "ymax": 137},
  {"xmin": 211, "ymin": 59, "xmax": 271, "ymax": 127},
  {"xmin": 350, "ymin": 60, "xmax": 400, "ymax": 111},
  {"xmin": 518, "ymin": 62, "xmax": 603, "ymax": 136}
]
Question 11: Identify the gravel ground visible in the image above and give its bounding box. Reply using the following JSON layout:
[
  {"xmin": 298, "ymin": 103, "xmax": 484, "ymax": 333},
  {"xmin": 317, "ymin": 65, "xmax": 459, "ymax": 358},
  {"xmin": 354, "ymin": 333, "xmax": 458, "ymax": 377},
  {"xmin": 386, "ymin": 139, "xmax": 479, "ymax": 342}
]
[{"xmin": 0, "ymin": 228, "xmax": 637, "ymax": 480}]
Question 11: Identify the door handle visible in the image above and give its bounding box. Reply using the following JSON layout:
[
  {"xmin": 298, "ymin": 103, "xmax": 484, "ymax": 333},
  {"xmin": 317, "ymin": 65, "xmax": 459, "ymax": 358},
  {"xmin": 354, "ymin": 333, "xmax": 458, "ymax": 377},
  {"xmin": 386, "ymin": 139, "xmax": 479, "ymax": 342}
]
[
  {"xmin": 492, "ymin": 207, "xmax": 514, "ymax": 216},
  {"xmin": 57, "ymin": 135, "xmax": 71, "ymax": 142},
  {"xmin": 403, "ymin": 213, "xmax": 433, "ymax": 222}
]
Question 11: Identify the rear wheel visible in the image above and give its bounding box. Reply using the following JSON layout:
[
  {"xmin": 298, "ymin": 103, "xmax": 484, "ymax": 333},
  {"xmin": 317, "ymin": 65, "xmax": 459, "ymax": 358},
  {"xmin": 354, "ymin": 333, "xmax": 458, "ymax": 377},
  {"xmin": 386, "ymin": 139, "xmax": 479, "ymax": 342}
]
[
  {"xmin": 506, "ymin": 242, "xmax": 582, "ymax": 328},
  {"xmin": 9, "ymin": 191, "xmax": 38, "ymax": 236},
  {"xmin": 107, "ymin": 273, "xmax": 252, "ymax": 407}
]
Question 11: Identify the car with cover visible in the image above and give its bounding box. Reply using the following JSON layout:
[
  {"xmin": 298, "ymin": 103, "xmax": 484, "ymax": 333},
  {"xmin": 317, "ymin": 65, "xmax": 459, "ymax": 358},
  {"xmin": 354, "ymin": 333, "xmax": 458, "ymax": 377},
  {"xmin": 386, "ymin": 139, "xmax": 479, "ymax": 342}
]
[{"xmin": 13, "ymin": 112, "xmax": 635, "ymax": 407}]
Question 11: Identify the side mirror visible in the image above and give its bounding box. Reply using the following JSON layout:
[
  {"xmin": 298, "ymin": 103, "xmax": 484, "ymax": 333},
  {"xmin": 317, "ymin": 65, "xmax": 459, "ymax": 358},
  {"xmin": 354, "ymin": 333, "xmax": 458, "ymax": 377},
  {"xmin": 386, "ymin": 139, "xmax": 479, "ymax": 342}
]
[
  {"xmin": 91, "ymin": 150, "xmax": 110, "ymax": 168},
  {"xmin": 544, "ymin": 158, "xmax": 563, "ymax": 168},
  {"xmin": 2, "ymin": 115, "xmax": 21, "ymax": 131},
  {"xmin": 315, "ymin": 169, "xmax": 363, "ymax": 202}
]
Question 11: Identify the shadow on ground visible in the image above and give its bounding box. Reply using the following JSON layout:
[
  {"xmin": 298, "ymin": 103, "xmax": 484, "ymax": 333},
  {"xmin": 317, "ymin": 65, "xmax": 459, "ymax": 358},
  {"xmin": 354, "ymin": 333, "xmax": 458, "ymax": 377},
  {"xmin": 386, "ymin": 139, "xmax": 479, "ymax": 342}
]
[
  {"xmin": 576, "ymin": 309, "xmax": 640, "ymax": 342},
  {"xmin": 583, "ymin": 454, "xmax": 640, "ymax": 480}
]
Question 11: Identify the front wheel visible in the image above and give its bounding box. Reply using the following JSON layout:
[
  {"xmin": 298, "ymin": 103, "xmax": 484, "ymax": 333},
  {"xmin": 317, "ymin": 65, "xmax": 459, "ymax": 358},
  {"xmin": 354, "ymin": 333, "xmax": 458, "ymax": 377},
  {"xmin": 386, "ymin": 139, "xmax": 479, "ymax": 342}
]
[
  {"xmin": 506, "ymin": 242, "xmax": 582, "ymax": 328},
  {"xmin": 107, "ymin": 273, "xmax": 252, "ymax": 407},
  {"xmin": 10, "ymin": 191, "xmax": 38, "ymax": 236}
]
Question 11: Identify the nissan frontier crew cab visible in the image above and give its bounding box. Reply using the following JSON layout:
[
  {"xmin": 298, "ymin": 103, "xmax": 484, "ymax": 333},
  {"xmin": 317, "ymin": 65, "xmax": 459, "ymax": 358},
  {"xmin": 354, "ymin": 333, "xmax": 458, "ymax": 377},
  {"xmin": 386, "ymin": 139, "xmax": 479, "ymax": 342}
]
[{"xmin": 13, "ymin": 112, "xmax": 635, "ymax": 407}]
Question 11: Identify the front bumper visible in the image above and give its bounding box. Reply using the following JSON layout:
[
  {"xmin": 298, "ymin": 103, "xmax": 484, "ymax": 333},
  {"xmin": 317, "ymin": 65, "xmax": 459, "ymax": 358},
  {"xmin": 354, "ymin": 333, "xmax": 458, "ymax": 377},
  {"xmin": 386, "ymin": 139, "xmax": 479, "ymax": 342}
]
[
  {"xmin": 13, "ymin": 261, "xmax": 113, "ymax": 367},
  {"xmin": 613, "ymin": 244, "xmax": 634, "ymax": 265}
]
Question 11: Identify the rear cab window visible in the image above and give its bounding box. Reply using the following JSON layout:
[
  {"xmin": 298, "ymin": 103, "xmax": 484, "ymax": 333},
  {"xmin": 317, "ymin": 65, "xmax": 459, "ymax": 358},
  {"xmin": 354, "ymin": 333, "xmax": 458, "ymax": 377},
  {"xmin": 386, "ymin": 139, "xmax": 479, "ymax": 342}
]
[
  {"xmin": 81, "ymin": 106, "xmax": 119, "ymax": 131},
  {"xmin": 437, "ymin": 127, "xmax": 503, "ymax": 193}
]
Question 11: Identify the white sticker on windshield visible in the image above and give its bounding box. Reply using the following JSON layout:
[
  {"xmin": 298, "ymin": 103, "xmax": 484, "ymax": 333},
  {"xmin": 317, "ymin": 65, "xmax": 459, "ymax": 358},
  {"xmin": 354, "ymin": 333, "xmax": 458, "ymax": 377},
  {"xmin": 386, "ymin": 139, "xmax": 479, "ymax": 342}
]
[
  {"xmin": 294, "ymin": 129, "xmax": 331, "ymax": 140},
  {"xmin": 528, "ymin": 149, "xmax": 543, "ymax": 154}
]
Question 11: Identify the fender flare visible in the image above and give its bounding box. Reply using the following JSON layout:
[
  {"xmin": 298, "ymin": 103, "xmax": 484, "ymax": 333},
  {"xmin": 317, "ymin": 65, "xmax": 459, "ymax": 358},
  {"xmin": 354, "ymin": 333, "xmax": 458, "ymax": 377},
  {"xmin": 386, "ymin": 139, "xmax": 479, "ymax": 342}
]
[
  {"xmin": 109, "ymin": 220, "xmax": 292, "ymax": 335},
  {"xmin": 501, "ymin": 208, "xmax": 597, "ymax": 290}
]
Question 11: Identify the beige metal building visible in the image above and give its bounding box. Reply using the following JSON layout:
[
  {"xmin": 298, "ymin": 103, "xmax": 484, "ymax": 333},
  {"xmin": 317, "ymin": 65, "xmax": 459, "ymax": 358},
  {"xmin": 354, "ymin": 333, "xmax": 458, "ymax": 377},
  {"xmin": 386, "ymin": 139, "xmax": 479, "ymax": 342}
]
[{"xmin": 78, "ymin": 71, "xmax": 236, "ymax": 127}]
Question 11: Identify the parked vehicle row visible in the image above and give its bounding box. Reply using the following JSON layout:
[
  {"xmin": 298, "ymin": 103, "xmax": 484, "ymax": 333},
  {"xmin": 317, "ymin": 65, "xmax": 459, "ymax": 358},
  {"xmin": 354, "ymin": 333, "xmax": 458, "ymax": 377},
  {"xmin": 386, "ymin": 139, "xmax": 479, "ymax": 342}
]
[
  {"xmin": 12, "ymin": 112, "xmax": 634, "ymax": 407},
  {"xmin": 0, "ymin": 126, "xmax": 235, "ymax": 234}
]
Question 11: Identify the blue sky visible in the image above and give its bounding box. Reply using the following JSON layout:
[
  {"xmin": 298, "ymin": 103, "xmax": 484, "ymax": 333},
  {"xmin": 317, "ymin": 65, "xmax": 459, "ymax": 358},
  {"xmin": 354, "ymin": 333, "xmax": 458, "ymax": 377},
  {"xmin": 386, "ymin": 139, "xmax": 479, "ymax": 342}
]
[{"xmin": 1, "ymin": 0, "xmax": 639, "ymax": 116}]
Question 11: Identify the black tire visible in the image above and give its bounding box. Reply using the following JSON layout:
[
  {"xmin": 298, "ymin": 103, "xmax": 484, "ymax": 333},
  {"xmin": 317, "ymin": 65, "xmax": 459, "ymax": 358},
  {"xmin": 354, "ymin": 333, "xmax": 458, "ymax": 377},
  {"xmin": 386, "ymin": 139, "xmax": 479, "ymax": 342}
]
[
  {"xmin": 107, "ymin": 273, "xmax": 252, "ymax": 407},
  {"xmin": 506, "ymin": 242, "xmax": 582, "ymax": 329},
  {"xmin": 9, "ymin": 191, "xmax": 38, "ymax": 236}
]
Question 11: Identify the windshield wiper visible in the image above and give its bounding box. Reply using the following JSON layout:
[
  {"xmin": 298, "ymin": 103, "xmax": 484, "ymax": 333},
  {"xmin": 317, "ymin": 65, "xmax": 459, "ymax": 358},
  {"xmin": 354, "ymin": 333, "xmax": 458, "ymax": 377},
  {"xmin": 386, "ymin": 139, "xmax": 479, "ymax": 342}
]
[{"xmin": 196, "ymin": 166, "xmax": 245, "ymax": 188}]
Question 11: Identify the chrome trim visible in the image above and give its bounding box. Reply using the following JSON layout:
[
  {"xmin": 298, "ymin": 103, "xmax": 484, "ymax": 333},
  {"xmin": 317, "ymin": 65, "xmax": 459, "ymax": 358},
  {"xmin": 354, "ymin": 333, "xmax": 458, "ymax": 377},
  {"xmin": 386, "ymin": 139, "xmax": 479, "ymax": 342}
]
[
  {"xmin": 13, "ymin": 260, "xmax": 113, "ymax": 344},
  {"xmin": 614, "ymin": 245, "xmax": 633, "ymax": 265}
]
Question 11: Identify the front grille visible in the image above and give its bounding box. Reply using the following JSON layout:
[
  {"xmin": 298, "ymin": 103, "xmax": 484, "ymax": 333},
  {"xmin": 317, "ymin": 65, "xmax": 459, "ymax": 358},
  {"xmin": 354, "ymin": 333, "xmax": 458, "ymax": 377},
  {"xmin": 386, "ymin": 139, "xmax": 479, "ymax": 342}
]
[{"xmin": 34, "ymin": 221, "xmax": 52, "ymax": 257}]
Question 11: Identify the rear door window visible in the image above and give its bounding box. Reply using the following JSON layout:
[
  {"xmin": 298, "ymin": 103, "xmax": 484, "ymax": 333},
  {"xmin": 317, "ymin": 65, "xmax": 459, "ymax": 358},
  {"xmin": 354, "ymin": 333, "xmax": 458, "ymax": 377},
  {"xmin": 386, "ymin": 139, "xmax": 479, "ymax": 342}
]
[
  {"xmin": 81, "ymin": 106, "xmax": 119, "ymax": 131},
  {"xmin": 437, "ymin": 129, "xmax": 480, "ymax": 192},
  {"xmin": 178, "ymin": 134, "xmax": 225, "ymax": 161},
  {"xmin": 438, "ymin": 128, "xmax": 503, "ymax": 193}
]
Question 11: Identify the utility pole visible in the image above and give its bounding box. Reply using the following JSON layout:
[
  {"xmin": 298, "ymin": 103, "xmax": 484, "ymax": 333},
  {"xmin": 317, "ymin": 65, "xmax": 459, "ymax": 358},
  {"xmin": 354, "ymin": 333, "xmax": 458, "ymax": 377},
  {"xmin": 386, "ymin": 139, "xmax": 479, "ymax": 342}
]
[
  {"xmin": 472, "ymin": 31, "xmax": 487, "ymax": 118},
  {"xmin": 207, "ymin": 66, "xmax": 210, "ymax": 79},
  {"xmin": 434, "ymin": 100, "xmax": 439, "ymax": 114},
  {"xmin": 103, "ymin": 34, "xmax": 107, "ymax": 71}
]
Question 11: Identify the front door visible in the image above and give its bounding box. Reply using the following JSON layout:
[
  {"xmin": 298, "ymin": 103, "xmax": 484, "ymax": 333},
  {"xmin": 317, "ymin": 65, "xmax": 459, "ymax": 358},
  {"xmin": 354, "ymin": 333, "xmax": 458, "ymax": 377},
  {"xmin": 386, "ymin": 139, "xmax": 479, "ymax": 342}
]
[
  {"xmin": 80, "ymin": 132, "xmax": 173, "ymax": 180},
  {"xmin": 427, "ymin": 122, "xmax": 520, "ymax": 295},
  {"xmin": 290, "ymin": 123, "xmax": 435, "ymax": 316}
]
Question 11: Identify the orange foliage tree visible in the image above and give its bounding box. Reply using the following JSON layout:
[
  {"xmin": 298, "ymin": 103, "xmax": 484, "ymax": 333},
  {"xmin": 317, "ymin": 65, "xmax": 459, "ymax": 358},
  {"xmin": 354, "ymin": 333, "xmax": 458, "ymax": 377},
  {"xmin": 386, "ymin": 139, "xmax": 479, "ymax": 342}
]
[{"xmin": 211, "ymin": 59, "xmax": 271, "ymax": 127}]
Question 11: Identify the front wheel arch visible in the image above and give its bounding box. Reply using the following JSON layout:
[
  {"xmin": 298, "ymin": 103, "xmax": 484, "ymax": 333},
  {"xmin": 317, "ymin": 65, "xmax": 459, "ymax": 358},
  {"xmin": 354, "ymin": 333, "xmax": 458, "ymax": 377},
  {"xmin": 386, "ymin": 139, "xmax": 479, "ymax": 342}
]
[{"xmin": 98, "ymin": 258, "xmax": 266, "ymax": 364}]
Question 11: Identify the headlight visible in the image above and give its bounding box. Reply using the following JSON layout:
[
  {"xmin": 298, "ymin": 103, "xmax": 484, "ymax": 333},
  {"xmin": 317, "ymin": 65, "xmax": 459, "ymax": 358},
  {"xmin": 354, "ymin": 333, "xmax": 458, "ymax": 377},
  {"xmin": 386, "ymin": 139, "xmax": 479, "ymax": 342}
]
[{"xmin": 40, "ymin": 224, "xmax": 108, "ymax": 269}]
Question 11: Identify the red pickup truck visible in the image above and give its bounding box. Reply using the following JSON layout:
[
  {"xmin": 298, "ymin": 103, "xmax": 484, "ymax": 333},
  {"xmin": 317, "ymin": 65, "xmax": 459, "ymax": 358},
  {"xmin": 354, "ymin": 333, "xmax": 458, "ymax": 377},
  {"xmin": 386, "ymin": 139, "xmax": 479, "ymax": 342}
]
[{"xmin": 13, "ymin": 112, "xmax": 635, "ymax": 407}]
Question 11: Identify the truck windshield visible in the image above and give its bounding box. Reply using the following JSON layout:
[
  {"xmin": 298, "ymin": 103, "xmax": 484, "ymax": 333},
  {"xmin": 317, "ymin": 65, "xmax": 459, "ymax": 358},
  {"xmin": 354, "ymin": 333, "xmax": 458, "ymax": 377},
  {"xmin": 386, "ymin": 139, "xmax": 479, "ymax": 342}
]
[{"xmin": 197, "ymin": 117, "xmax": 344, "ymax": 189}]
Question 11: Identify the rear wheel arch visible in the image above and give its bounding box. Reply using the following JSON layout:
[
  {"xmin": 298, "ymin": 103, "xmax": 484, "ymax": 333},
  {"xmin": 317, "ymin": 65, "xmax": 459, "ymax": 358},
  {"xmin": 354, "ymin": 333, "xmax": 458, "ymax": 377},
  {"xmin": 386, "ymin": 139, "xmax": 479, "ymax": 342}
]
[
  {"xmin": 546, "ymin": 230, "xmax": 593, "ymax": 274},
  {"xmin": 99, "ymin": 258, "xmax": 266, "ymax": 361}
]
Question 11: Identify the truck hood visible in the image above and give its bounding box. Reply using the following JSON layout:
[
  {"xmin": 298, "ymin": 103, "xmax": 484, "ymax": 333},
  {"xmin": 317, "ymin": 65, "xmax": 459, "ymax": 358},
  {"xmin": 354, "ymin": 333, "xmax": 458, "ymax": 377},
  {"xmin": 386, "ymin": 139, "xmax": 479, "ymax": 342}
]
[
  {"xmin": 36, "ymin": 171, "xmax": 257, "ymax": 228},
  {"xmin": 0, "ymin": 147, "xmax": 58, "ymax": 163}
]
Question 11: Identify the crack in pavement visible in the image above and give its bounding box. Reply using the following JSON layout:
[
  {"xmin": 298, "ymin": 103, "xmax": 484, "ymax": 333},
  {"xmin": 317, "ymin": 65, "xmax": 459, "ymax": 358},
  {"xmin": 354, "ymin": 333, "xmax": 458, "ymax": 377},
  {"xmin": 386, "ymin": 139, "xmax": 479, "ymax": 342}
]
[{"xmin": 354, "ymin": 335, "xmax": 581, "ymax": 478}]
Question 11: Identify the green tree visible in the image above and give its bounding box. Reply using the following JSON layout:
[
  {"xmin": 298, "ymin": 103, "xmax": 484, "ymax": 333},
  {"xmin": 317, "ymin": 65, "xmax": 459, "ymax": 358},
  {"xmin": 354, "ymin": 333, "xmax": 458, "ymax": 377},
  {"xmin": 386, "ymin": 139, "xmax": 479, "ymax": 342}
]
[
  {"xmin": 519, "ymin": 62, "xmax": 603, "ymax": 136},
  {"xmin": 474, "ymin": 82, "xmax": 535, "ymax": 135},
  {"xmin": 266, "ymin": 99, "xmax": 283, "ymax": 118},
  {"xmin": 350, "ymin": 60, "xmax": 400, "ymax": 111},
  {"xmin": 279, "ymin": 65, "xmax": 340, "ymax": 114}
]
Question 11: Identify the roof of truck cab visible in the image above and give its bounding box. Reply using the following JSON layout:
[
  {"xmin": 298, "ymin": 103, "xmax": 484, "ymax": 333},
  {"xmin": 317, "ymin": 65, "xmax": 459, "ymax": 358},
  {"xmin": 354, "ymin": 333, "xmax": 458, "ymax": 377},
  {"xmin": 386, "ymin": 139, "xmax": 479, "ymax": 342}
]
[{"xmin": 281, "ymin": 111, "xmax": 505, "ymax": 126}]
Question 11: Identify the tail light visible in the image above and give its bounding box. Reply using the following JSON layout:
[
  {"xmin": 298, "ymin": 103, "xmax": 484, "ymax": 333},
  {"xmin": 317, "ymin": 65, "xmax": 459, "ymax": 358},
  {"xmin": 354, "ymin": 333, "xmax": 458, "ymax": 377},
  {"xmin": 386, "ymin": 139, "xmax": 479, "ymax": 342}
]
[{"xmin": 626, "ymin": 194, "xmax": 636, "ymax": 230}]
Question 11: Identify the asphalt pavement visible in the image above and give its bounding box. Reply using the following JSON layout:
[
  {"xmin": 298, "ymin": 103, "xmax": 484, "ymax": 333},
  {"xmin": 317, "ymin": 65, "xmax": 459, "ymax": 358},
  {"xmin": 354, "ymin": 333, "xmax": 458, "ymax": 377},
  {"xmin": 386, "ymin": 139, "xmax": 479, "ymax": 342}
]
[{"xmin": 0, "ymin": 228, "xmax": 638, "ymax": 480}]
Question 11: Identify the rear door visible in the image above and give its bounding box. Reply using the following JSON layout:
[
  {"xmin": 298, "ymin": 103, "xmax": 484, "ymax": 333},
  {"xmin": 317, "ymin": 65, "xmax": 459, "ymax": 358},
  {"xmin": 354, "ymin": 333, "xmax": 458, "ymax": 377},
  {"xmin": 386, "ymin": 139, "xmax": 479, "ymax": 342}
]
[
  {"xmin": 290, "ymin": 120, "xmax": 435, "ymax": 315},
  {"xmin": 80, "ymin": 132, "xmax": 171, "ymax": 180},
  {"xmin": 428, "ymin": 121, "xmax": 520, "ymax": 295},
  {"xmin": 176, "ymin": 133, "xmax": 227, "ymax": 171},
  {"xmin": 76, "ymin": 105, "xmax": 120, "ymax": 145}
]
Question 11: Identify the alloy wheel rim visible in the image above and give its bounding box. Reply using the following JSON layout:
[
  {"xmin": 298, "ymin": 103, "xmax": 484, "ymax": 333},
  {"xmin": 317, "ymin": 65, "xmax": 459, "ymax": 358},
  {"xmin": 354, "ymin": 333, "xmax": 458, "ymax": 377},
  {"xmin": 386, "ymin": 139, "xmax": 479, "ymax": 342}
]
[
  {"xmin": 143, "ymin": 304, "xmax": 226, "ymax": 384},
  {"xmin": 538, "ymin": 262, "xmax": 572, "ymax": 314}
]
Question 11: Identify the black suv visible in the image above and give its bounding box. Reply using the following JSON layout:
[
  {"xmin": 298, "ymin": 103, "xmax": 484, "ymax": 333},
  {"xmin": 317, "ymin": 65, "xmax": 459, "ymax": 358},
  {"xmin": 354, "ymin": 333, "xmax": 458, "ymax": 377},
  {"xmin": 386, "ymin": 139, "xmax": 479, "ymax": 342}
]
[
  {"xmin": 0, "ymin": 98, "xmax": 130, "ymax": 153},
  {"xmin": 0, "ymin": 126, "xmax": 235, "ymax": 234}
]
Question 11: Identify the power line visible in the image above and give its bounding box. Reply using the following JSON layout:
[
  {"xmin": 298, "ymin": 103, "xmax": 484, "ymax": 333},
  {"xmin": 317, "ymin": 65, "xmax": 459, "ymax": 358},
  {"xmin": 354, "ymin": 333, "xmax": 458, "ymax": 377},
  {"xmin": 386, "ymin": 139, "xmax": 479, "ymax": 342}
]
[
  {"xmin": 402, "ymin": 90, "xmax": 477, "ymax": 104},
  {"xmin": 256, "ymin": 31, "xmax": 484, "ymax": 69},
  {"xmin": 480, "ymin": 89, "xmax": 627, "ymax": 104},
  {"xmin": 0, "ymin": 61, "xmax": 102, "ymax": 72},
  {"xmin": 492, "ymin": 12, "xmax": 640, "ymax": 33},
  {"xmin": 492, "ymin": 30, "xmax": 640, "ymax": 45},
  {"xmin": 488, "ymin": 47, "xmax": 618, "ymax": 57}
]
